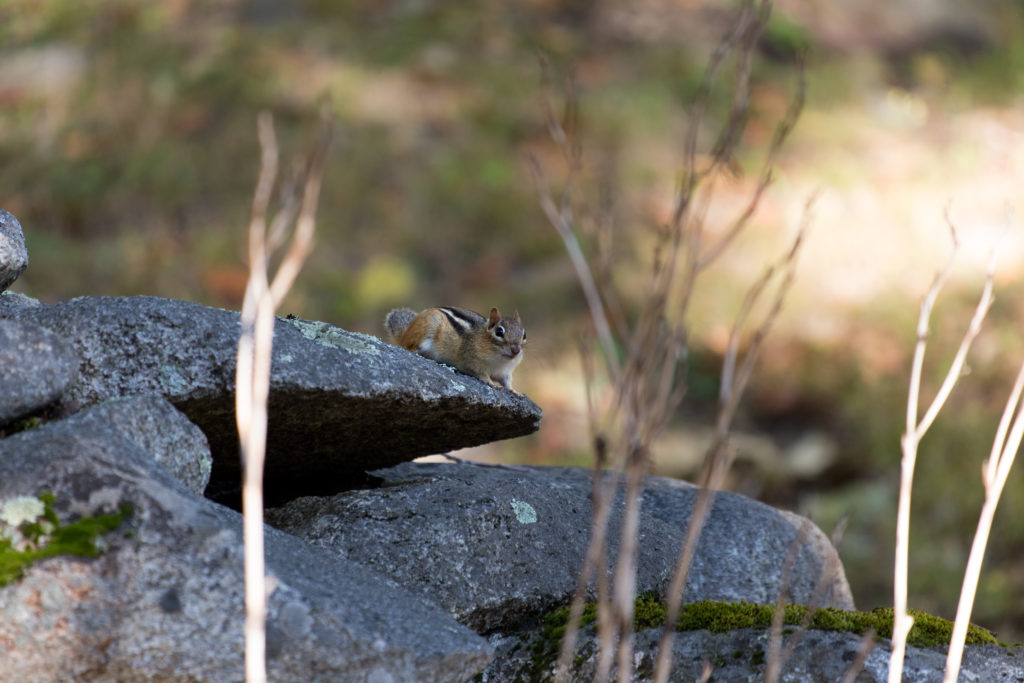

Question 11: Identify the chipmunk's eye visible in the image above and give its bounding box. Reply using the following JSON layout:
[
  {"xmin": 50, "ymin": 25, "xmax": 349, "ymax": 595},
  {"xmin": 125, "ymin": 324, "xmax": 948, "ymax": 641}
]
[
  {"xmin": 522, "ymin": 330, "xmax": 526, "ymax": 342},
  {"xmin": 495, "ymin": 325, "xmax": 505, "ymax": 338}
]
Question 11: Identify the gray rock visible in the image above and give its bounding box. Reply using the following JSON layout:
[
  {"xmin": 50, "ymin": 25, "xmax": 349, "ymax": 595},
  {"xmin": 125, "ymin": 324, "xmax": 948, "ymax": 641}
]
[
  {"xmin": 57, "ymin": 394, "xmax": 213, "ymax": 495},
  {"xmin": 0, "ymin": 210, "xmax": 27, "ymax": 292},
  {"xmin": 266, "ymin": 463, "xmax": 853, "ymax": 634},
  {"xmin": 0, "ymin": 290, "xmax": 41, "ymax": 316},
  {"xmin": 0, "ymin": 405, "xmax": 492, "ymax": 682},
  {"xmin": 483, "ymin": 624, "xmax": 1024, "ymax": 682},
  {"xmin": 9, "ymin": 295, "xmax": 542, "ymax": 505},
  {"xmin": 641, "ymin": 475, "xmax": 855, "ymax": 610},
  {"xmin": 0, "ymin": 318, "xmax": 79, "ymax": 424}
]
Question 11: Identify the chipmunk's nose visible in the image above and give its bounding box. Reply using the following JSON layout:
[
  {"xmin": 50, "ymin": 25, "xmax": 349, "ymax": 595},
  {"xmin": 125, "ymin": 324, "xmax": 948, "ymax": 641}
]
[{"xmin": 509, "ymin": 344, "xmax": 521, "ymax": 356}]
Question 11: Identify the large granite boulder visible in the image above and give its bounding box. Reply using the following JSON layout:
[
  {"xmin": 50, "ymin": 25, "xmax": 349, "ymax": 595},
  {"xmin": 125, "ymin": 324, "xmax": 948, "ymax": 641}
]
[
  {"xmin": 0, "ymin": 397, "xmax": 491, "ymax": 682},
  {"xmin": 8, "ymin": 295, "xmax": 542, "ymax": 505},
  {"xmin": 266, "ymin": 462, "xmax": 854, "ymax": 633}
]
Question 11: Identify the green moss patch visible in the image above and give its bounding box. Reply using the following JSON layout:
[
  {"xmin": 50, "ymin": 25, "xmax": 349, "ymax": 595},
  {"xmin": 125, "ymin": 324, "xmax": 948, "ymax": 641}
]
[
  {"xmin": 673, "ymin": 600, "xmax": 997, "ymax": 648},
  {"xmin": 528, "ymin": 595, "xmax": 998, "ymax": 678},
  {"xmin": 0, "ymin": 492, "xmax": 129, "ymax": 588}
]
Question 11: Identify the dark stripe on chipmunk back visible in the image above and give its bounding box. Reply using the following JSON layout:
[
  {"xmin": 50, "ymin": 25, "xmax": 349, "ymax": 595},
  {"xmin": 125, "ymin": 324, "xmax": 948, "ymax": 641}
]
[{"xmin": 439, "ymin": 307, "xmax": 476, "ymax": 335}]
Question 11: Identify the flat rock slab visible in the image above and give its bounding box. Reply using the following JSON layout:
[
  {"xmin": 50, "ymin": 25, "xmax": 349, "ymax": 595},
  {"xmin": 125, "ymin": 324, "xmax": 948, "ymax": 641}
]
[
  {"xmin": 267, "ymin": 463, "xmax": 853, "ymax": 634},
  {"xmin": 0, "ymin": 401, "xmax": 492, "ymax": 682},
  {"xmin": 9, "ymin": 296, "xmax": 542, "ymax": 505}
]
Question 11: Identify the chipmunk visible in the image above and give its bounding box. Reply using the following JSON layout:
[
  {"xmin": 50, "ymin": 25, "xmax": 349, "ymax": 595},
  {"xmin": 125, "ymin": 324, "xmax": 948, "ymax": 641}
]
[{"xmin": 385, "ymin": 306, "xmax": 526, "ymax": 394}]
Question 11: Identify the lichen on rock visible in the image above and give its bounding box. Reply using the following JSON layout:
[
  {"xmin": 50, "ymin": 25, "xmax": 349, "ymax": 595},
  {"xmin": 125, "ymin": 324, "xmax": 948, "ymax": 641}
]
[{"xmin": 0, "ymin": 492, "xmax": 127, "ymax": 588}]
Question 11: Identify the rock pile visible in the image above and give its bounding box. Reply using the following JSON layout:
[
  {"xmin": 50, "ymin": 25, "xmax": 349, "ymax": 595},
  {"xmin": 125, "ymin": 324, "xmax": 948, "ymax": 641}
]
[{"xmin": 1, "ymin": 209, "xmax": 1021, "ymax": 681}]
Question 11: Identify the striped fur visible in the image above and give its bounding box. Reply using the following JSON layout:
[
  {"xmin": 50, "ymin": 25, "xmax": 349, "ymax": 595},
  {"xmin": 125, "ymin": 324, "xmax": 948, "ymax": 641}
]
[
  {"xmin": 437, "ymin": 306, "xmax": 481, "ymax": 335},
  {"xmin": 384, "ymin": 305, "xmax": 525, "ymax": 394}
]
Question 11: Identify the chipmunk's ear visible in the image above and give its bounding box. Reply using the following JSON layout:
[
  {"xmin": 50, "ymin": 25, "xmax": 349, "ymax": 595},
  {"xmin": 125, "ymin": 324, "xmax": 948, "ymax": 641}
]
[
  {"xmin": 513, "ymin": 310, "xmax": 521, "ymax": 323},
  {"xmin": 489, "ymin": 307, "xmax": 501, "ymax": 325}
]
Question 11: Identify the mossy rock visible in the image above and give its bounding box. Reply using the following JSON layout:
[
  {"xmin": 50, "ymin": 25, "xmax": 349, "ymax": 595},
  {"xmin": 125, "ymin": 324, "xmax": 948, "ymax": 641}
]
[
  {"xmin": 521, "ymin": 594, "xmax": 999, "ymax": 681},
  {"xmin": 0, "ymin": 492, "xmax": 129, "ymax": 588}
]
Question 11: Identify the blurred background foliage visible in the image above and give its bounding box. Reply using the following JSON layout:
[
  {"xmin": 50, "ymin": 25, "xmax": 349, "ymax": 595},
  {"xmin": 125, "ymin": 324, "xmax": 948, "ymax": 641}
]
[{"xmin": 3, "ymin": 0, "xmax": 1024, "ymax": 640}]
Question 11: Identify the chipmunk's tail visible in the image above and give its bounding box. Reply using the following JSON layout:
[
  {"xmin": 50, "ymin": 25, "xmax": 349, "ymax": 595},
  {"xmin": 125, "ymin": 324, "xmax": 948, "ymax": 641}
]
[{"xmin": 384, "ymin": 308, "xmax": 417, "ymax": 344}]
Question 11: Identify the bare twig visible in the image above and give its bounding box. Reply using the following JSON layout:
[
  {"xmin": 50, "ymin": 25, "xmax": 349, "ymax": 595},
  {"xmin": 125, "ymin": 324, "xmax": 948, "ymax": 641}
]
[
  {"xmin": 651, "ymin": 483, "xmax": 718, "ymax": 683},
  {"xmin": 653, "ymin": 196, "xmax": 814, "ymax": 682},
  {"xmin": 764, "ymin": 521, "xmax": 813, "ymax": 683},
  {"xmin": 890, "ymin": 207, "xmax": 997, "ymax": 683},
  {"xmin": 764, "ymin": 515, "xmax": 851, "ymax": 681},
  {"xmin": 436, "ymin": 452, "xmax": 534, "ymax": 472},
  {"xmin": 554, "ymin": 458, "xmax": 619, "ymax": 682},
  {"xmin": 534, "ymin": 1, "xmax": 804, "ymax": 678},
  {"xmin": 238, "ymin": 112, "xmax": 278, "ymax": 683},
  {"xmin": 943, "ymin": 208, "xmax": 1015, "ymax": 683},
  {"xmin": 696, "ymin": 658, "xmax": 714, "ymax": 683},
  {"xmin": 611, "ymin": 446, "xmax": 646, "ymax": 683},
  {"xmin": 840, "ymin": 630, "xmax": 878, "ymax": 683},
  {"xmin": 237, "ymin": 105, "xmax": 333, "ymax": 683},
  {"xmin": 674, "ymin": 0, "xmax": 761, "ymax": 226},
  {"xmin": 532, "ymin": 60, "xmax": 618, "ymax": 382},
  {"xmin": 554, "ymin": 341, "xmax": 616, "ymax": 682},
  {"xmin": 529, "ymin": 154, "xmax": 620, "ymax": 383},
  {"xmin": 943, "ymin": 358, "xmax": 1024, "ymax": 682},
  {"xmin": 697, "ymin": 54, "xmax": 805, "ymax": 270}
]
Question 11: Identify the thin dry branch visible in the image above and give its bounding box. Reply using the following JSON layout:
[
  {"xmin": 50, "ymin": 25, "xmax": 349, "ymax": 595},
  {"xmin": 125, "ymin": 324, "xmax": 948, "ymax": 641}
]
[
  {"xmin": 697, "ymin": 53, "xmax": 806, "ymax": 270},
  {"xmin": 763, "ymin": 521, "xmax": 813, "ymax": 683},
  {"xmin": 237, "ymin": 105, "xmax": 333, "ymax": 683},
  {"xmin": 697, "ymin": 658, "xmax": 714, "ymax": 683},
  {"xmin": 703, "ymin": 193, "xmax": 814, "ymax": 486},
  {"xmin": 766, "ymin": 517, "xmax": 849, "ymax": 682},
  {"xmin": 840, "ymin": 631, "xmax": 878, "ymax": 683},
  {"xmin": 553, "ymin": 459, "xmax": 618, "ymax": 682},
  {"xmin": 435, "ymin": 452, "xmax": 533, "ymax": 472},
  {"xmin": 238, "ymin": 112, "xmax": 279, "ymax": 683},
  {"xmin": 942, "ymin": 209, "xmax": 1014, "ymax": 683},
  {"xmin": 535, "ymin": 1, "xmax": 805, "ymax": 677},
  {"xmin": 944, "ymin": 358, "xmax": 1024, "ymax": 682},
  {"xmin": 674, "ymin": 0, "xmax": 765, "ymax": 227},
  {"xmin": 610, "ymin": 445, "xmax": 648, "ymax": 683},
  {"xmin": 269, "ymin": 106, "xmax": 335, "ymax": 305},
  {"xmin": 654, "ymin": 195, "xmax": 813, "ymax": 683},
  {"xmin": 529, "ymin": 153, "xmax": 620, "ymax": 382},
  {"xmin": 553, "ymin": 340, "xmax": 616, "ymax": 682},
  {"xmin": 889, "ymin": 208, "xmax": 998, "ymax": 683},
  {"xmin": 652, "ymin": 484, "xmax": 717, "ymax": 683}
]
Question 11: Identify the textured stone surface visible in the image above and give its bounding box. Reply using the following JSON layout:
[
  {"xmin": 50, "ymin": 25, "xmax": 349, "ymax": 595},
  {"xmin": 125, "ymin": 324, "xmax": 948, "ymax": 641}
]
[
  {"xmin": 9, "ymin": 296, "xmax": 542, "ymax": 505},
  {"xmin": 482, "ymin": 624, "xmax": 1024, "ymax": 682},
  {"xmin": 0, "ymin": 318, "xmax": 79, "ymax": 424},
  {"xmin": 640, "ymin": 475, "xmax": 855, "ymax": 610},
  {"xmin": 0, "ymin": 210, "xmax": 27, "ymax": 292},
  {"xmin": 266, "ymin": 463, "xmax": 853, "ymax": 634},
  {"xmin": 0, "ymin": 411, "xmax": 492, "ymax": 682},
  {"xmin": 0, "ymin": 290, "xmax": 40, "ymax": 316},
  {"xmin": 53, "ymin": 394, "xmax": 213, "ymax": 495}
]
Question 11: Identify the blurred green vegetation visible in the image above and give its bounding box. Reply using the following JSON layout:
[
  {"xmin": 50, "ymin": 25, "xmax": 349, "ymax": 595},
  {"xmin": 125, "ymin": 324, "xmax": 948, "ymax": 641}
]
[{"xmin": 3, "ymin": 0, "xmax": 1024, "ymax": 642}]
